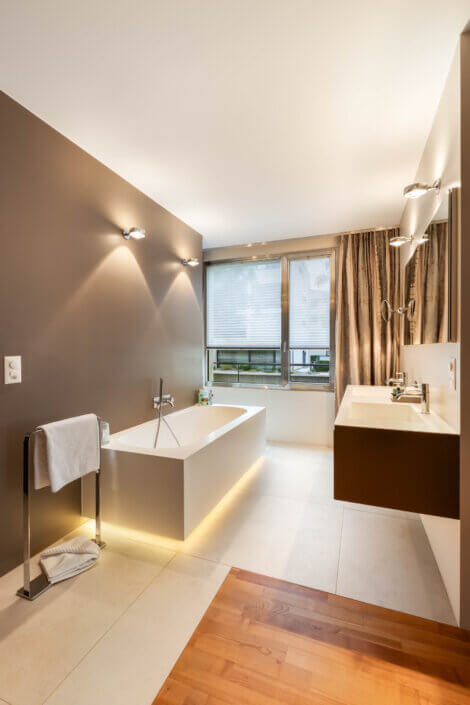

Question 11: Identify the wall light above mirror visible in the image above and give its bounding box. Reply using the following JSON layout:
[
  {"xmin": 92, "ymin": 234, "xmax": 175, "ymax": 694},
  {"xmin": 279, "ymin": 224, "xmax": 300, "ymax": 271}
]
[
  {"xmin": 390, "ymin": 233, "xmax": 428, "ymax": 247},
  {"xmin": 403, "ymin": 179, "xmax": 441, "ymax": 199},
  {"xmin": 401, "ymin": 187, "xmax": 460, "ymax": 345},
  {"xmin": 390, "ymin": 234, "xmax": 413, "ymax": 247}
]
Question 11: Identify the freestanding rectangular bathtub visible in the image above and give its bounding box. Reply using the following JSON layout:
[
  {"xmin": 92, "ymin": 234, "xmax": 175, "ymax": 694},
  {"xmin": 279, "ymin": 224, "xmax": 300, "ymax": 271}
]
[{"xmin": 82, "ymin": 404, "xmax": 266, "ymax": 539}]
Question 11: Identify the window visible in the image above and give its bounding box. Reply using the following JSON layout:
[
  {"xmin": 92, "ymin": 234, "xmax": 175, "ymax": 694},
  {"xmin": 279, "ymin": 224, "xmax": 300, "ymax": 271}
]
[
  {"xmin": 205, "ymin": 251, "xmax": 335, "ymax": 389},
  {"xmin": 288, "ymin": 256, "xmax": 331, "ymax": 384}
]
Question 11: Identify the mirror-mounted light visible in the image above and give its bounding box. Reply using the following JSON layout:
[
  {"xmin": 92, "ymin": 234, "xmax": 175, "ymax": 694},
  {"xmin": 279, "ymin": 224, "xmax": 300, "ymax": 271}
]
[
  {"xmin": 182, "ymin": 257, "xmax": 200, "ymax": 267},
  {"xmin": 403, "ymin": 179, "xmax": 440, "ymax": 199},
  {"xmin": 122, "ymin": 227, "xmax": 146, "ymax": 240}
]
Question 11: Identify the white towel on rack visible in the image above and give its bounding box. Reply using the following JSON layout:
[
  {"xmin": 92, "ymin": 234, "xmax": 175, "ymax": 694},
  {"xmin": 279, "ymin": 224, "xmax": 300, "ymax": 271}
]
[
  {"xmin": 33, "ymin": 414, "xmax": 100, "ymax": 492},
  {"xmin": 40, "ymin": 535, "xmax": 100, "ymax": 584}
]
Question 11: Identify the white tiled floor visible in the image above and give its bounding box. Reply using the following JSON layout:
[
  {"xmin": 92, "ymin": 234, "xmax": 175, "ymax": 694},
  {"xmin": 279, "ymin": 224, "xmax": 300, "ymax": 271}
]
[
  {"xmin": 0, "ymin": 442, "xmax": 455, "ymax": 705},
  {"xmin": 336, "ymin": 508, "xmax": 454, "ymax": 624}
]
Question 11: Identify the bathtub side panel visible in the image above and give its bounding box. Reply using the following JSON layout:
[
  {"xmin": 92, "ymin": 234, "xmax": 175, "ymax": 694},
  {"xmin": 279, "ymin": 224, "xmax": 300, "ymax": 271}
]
[
  {"xmin": 82, "ymin": 449, "xmax": 185, "ymax": 540},
  {"xmin": 183, "ymin": 408, "xmax": 266, "ymax": 537}
]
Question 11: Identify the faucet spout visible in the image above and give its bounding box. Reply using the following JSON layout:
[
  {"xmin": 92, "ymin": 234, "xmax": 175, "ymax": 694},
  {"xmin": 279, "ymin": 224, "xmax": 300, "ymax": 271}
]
[
  {"xmin": 153, "ymin": 393, "xmax": 175, "ymax": 409},
  {"xmin": 391, "ymin": 381, "xmax": 430, "ymax": 413},
  {"xmin": 153, "ymin": 379, "xmax": 177, "ymax": 449}
]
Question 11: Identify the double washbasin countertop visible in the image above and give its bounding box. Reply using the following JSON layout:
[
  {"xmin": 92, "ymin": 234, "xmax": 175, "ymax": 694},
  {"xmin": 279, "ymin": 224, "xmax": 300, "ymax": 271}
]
[{"xmin": 335, "ymin": 385, "xmax": 458, "ymax": 435}]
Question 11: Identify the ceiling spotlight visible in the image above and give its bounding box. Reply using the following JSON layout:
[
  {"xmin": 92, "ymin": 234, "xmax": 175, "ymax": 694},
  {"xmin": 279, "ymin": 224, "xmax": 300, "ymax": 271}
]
[
  {"xmin": 403, "ymin": 179, "xmax": 441, "ymax": 199},
  {"xmin": 122, "ymin": 227, "xmax": 146, "ymax": 240},
  {"xmin": 182, "ymin": 257, "xmax": 200, "ymax": 267},
  {"xmin": 390, "ymin": 234, "xmax": 413, "ymax": 247}
]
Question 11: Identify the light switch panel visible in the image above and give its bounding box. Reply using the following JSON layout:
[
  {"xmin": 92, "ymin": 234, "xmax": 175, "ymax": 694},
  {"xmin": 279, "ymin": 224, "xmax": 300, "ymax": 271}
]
[
  {"xmin": 4, "ymin": 356, "xmax": 22, "ymax": 384},
  {"xmin": 449, "ymin": 357, "xmax": 457, "ymax": 391}
]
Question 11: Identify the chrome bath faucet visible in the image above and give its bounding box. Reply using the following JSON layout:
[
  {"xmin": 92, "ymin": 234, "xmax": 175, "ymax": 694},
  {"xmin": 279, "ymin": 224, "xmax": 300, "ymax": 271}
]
[
  {"xmin": 153, "ymin": 377, "xmax": 175, "ymax": 410},
  {"xmin": 153, "ymin": 393, "xmax": 175, "ymax": 409}
]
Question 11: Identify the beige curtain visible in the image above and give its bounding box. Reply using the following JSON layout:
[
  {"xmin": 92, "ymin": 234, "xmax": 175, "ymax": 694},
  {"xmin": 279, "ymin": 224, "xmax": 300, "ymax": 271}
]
[{"xmin": 336, "ymin": 229, "xmax": 400, "ymax": 404}]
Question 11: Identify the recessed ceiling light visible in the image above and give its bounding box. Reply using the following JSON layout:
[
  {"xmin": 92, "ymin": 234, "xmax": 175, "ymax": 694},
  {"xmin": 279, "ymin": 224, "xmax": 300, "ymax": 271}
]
[
  {"xmin": 403, "ymin": 179, "xmax": 440, "ymax": 199},
  {"xmin": 122, "ymin": 227, "xmax": 146, "ymax": 240}
]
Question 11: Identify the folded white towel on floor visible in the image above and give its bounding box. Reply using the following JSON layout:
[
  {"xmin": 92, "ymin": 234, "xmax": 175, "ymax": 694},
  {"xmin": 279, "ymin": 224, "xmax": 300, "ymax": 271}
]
[
  {"xmin": 33, "ymin": 413, "xmax": 100, "ymax": 492},
  {"xmin": 40, "ymin": 536, "xmax": 100, "ymax": 584}
]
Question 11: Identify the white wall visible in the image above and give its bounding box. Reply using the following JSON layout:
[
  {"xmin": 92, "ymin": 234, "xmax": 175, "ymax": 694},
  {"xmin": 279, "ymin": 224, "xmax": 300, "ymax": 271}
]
[
  {"xmin": 401, "ymin": 342, "xmax": 460, "ymax": 622},
  {"xmin": 420, "ymin": 514, "xmax": 460, "ymax": 623},
  {"xmin": 401, "ymin": 343, "xmax": 460, "ymax": 432},
  {"xmin": 211, "ymin": 387, "xmax": 335, "ymax": 447},
  {"xmin": 400, "ymin": 47, "xmax": 461, "ymax": 624},
  {"xmin": 400, "ymin": 48, "xmax": 461, "ymax": 261}
]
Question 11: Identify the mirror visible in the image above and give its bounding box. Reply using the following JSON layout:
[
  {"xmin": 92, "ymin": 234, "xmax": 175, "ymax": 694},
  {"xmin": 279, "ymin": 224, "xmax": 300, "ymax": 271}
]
[{"xmin": 402, "ymin": 188, "xmax": 459, "ymax": 345}]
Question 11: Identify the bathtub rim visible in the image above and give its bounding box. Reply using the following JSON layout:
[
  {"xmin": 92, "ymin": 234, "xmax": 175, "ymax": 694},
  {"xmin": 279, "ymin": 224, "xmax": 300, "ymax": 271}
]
[{"xmin": 102, "ymin": 403, "xmax": 265, "ymax": 461}]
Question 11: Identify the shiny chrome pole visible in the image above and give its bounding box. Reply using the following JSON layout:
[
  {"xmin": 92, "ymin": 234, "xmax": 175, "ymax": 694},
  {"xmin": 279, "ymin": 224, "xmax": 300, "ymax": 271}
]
[
  {"xmin": 17, "ymin": 432, "xmax": 51, "ymax": 600},
  {"xmin": 94, "ymin": 416, "xmax": 106, "ymax": 549}
]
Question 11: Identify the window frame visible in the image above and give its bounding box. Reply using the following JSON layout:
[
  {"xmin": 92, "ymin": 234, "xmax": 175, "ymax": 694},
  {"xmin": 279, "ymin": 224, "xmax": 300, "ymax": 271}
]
[{"xmin": 204, "ymin": 248, "xmax": 336, "ymax": 392}]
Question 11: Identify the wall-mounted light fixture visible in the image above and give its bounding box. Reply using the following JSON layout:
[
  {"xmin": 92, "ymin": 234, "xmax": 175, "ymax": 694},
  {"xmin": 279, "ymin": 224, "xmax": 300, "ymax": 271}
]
[
  {"xmin": 182, "ymin": 257, "xmax": 200, "ymax": 267},
  {"xmin": 390, "ymin": 233, "xmax": 429, "ymax": 247},
  {"xmin": 403, "ymin": 179, "xmax": 441, "ymax": 199},
  {"xmin": 390, "ymin": 234, "xmax": 413, "ymax": 247},
  {"xmin": 415, "ymin": 233, "xmax": 429, "ymax": 245},
  {"xmin": 122, "ymin": 227, "xmax": 147, "ymax": 240}
]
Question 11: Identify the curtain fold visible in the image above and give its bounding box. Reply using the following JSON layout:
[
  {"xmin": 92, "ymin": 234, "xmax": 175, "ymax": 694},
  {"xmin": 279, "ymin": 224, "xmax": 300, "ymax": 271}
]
[{"xmin": 336, "ymin": 229, "xmax": 400, "ymax": 404}]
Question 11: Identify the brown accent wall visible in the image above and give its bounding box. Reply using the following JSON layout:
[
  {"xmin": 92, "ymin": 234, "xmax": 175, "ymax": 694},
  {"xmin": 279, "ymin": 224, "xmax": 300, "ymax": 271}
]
[
  {"xmin": 460, "ymin": 30, "xmax": 470, "ymax": 628},
  {"xmin": 0, "ymin": 91, "xmax": 203, "ymax": 577}
]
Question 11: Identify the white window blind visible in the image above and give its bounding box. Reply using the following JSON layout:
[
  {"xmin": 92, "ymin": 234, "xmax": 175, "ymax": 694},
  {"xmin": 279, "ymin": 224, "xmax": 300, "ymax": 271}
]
[
  {"xmin": 206, "ymin": 260, "xmax": 282, "ymax": 348},
  {"xmin": 289, "ymin": 257, "xmax": 330, "ymax": 348}
]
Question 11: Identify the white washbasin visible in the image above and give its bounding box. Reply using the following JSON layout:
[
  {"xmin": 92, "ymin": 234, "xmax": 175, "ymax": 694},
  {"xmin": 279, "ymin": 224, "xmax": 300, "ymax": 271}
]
[
  {"xmin": 346, "ymin": 400, "xmax": 422, "ymax": 425},
  {"xmin": 335, "ymin": 385, "xmax": 457, "ymax": 434}
]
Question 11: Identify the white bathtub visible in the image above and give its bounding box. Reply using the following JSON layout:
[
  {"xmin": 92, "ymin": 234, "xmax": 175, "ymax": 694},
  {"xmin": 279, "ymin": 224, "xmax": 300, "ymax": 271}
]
[{"xmin": 82, "ymin": 404, "xmax": 266, "ymax": 539}]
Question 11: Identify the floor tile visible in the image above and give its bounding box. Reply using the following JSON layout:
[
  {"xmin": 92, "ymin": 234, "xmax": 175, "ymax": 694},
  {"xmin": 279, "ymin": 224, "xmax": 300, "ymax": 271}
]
[
  {"xmin": 0, "ymin": 532, "xmax": 174, "ymax": 705},
  {"xmin": 337, "ymin": 500, "xmax": 420, "ymax": 520},
  {"xmin": 183, "ymin": 491, "xmax": 344, "ymax": 593},
  {"xmin": 246, "ymin": 450, "xmax": 334, "ymax": 502},
  {"xmin": 44, "ymin": 555, "xmax": 230, "ymax": 705},
  {"xmin": 336, "ymin": 509, "xmax": 456, "ymax": 625}
]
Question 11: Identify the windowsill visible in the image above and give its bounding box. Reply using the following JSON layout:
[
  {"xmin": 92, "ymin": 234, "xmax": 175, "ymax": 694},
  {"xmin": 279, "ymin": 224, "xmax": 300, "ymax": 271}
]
[{"xmin": 208, "ymin": 382, "xmax": 335, "ymax": 393}]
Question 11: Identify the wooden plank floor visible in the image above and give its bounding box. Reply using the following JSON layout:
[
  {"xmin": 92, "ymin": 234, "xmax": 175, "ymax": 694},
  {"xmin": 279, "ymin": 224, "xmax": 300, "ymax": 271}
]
[{"xmin": 153, "ymin": 567, "xmax": 470, "ymax": 705}]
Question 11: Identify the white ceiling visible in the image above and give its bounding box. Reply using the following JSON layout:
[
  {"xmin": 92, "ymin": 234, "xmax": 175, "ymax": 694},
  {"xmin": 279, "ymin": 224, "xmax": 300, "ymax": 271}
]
[{"xmin": 1, "ymin": 1, "xmax": 468, "ymax": 248}]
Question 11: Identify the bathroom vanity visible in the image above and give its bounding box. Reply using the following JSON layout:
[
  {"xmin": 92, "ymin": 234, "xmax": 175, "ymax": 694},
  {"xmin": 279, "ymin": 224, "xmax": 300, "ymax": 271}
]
[{"xmin": 334, "ymin": 385, "xmax": 459, "ymax": 518}]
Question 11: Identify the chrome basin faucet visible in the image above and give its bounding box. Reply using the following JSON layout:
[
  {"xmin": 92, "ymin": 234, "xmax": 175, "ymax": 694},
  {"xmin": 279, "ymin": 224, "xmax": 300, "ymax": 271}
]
[{"xmin": 392, "ymin": 382, "xmax": 430, "ymax": 413}]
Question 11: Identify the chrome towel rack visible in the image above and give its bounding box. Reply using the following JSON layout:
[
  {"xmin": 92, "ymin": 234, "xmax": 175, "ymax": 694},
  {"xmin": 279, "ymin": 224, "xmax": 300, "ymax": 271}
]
[{"xmin": 17, "ymin": 415, "xmax": 106, "ymax": 601}]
